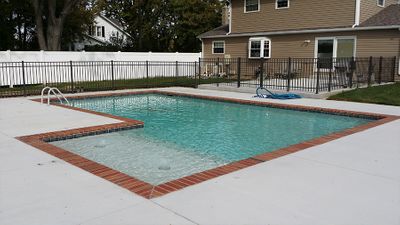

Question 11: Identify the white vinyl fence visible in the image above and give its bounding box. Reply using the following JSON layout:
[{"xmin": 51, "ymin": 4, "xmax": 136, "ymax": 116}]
[{"xmin": 0, "ymin": 51, "xmax": 201, "ymax": 87}]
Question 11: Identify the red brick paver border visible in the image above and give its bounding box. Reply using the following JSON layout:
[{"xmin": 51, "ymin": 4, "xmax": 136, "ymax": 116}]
[{"xmin": 18, "ymin": 90, "xmax": 399, "ymax": 199}]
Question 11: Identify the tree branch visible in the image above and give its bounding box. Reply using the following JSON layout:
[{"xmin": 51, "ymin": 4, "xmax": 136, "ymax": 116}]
[{"xmin": 60, "ymin": 0, "xmax": 80, "ymax": 22}]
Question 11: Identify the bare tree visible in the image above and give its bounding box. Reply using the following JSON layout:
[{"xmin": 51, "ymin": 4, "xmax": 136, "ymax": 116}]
[{"xmin": 31, "ymin": 0, "xmax": 80, "ymax": 50}]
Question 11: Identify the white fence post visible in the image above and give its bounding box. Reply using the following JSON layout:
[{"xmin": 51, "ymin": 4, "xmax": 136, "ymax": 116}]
[{"xmin": 117, "ymin": 51, "xmax": 121, "ymax": 61}]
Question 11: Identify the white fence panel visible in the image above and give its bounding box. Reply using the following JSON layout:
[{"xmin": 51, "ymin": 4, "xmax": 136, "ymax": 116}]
[{"xmin": 0, "ymin": 51, "xmax": 200, "ymax": 62}]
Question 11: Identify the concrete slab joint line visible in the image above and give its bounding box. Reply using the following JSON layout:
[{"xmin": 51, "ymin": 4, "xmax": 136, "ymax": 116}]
[{"xmin": 17, "ymin": 90, "xmax": 399, "ymax": 199}]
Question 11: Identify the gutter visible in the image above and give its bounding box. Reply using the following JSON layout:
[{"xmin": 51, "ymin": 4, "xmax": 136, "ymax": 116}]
[
  {"xmin": 201, "ymin": 25, "xmax": 400, "ymax": 39},
  {"xmin": 227, "ymin": 0, "xmax": 232, "ymax": 35}
]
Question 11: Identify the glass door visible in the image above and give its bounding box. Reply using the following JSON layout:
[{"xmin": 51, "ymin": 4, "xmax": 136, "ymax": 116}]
[
  {"xmin": 317, "ymin": 39, "xmax": 334, "ymax": 69},
  {"xmin": 315, "ymin": 37, "xmax": 356, "ymax": 69},
  {"xmin": 336, "ymin": 38, "xmax": 355, "ymax": 58}
]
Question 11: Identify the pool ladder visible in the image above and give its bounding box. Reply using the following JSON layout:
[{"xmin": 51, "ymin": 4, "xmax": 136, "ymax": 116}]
[{"xmin": 41, "ymin": 87, "xmax": 69, "ymax": 105}]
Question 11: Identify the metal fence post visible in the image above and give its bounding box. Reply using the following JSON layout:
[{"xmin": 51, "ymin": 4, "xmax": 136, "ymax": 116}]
[
  {"xmin": 70, "ymin": 61, "xmax": 74, "ymax": 92},
  {"xmin": 316, "ymin": 58, "xmax": 320, "ymax": 94},
  {"xmin": 175, "ymin": 61, "xmax": 179, "ymax": 83},
  {"xmin": 391, "ymin": 56, "xmax": 397, "ymax": 82},
  {"xmin": 194, "ymin": 61, "xmax": 198, "ymax": 83},
  {"xmin": 287, "ymin": 57, "xmax": 292, "ymax": 92},
  {"xmin": 378, "ymin": 56, "xmax": 383, "ymax": 84},
  {"xmin": 349, "ymin": 57, "xmax": 355, "ymax": 88},
  {"xmin": 328, "ymin": 59, "xmax": 332, "ymax": 92},
  {"xmin": 259, "ymin": 58, "xmax": 264, "ymax": 88},
  {"xmin": 146, "ymin": 60, "xmax": 149, "ymax": 88},
  {"xmin": 111, "ymin": 60, "xmax": 115, "ymax": 89},
  {"xmin": 21, "ymin": 61, "xmax": 26, "ymax": 96},
  {"xmin": 237, "ymin": 57, "xmax": 241, "ymax": 88},
  {"xmin": 197, "ymin": 57, "xmax": 201, "ymax": 87},
  {"xmin": 367, "ymin": 56, "xmax": 373, "ymax": 86}
]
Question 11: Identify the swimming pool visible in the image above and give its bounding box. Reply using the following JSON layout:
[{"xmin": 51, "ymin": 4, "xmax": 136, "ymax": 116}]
[{"xmin": 51, "ymin": 94, "xmax": 373, "ymax": 185}]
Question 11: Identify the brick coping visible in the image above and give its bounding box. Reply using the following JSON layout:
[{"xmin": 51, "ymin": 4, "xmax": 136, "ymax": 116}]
[{"xmin": 18, "ymin": 90, "xmax": 399, "ymax": 199}]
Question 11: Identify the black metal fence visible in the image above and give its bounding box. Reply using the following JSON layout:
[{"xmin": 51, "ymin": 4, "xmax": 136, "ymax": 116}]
[
  {"xmin": 0, "ymin": 60, "xmax": 204, "ymax": 97},
  {"xmin": 199, "ymin": 57, "xmax": 398, "ymax": 93},
  {"xmin": 0, "ymin": 57, "xmax": 398, "ymax": 97}
]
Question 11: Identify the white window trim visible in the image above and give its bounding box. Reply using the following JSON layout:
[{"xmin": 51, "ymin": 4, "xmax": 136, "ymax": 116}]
[
  {"xmin": 275, "ymin": 0, "xmax": 290, "ymax": 9},
  {"xmin": 212, "ymin": 41, "xmax": 225, "ymax": 54},
  {"xmin": 377, "ymin": 0, "xmax": 385, "ymax": 7},
  {"xmin": 248, "ymin": 37, "xmax": 271, "ymax": 59},
  {"xmin": 244, "ymin": 0, "xmax": 261, "ymax": 13}
]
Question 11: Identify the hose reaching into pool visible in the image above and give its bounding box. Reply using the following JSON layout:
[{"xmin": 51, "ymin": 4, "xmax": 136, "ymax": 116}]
[{"xmin": 254, "ymin": 87, "xmax": 302, "ymax": 100}]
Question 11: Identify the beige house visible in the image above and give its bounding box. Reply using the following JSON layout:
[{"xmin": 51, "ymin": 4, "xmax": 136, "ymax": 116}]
[{"xmin": 199, "ymin": 0, "xmax": 400, "ymax": 64}]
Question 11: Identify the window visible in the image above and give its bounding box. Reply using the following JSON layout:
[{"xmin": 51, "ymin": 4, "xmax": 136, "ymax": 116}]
[
  {"xmin": 276, "ymin": 0, "xmax": 289, "ymax": 9},
  {"xmin": 94, "ymin": 26, "xmax": 105, "ymax": 37},
  {"xmin": 212, "ymin": 41, "xmax": 225, "ymax": 54},
  {"xmin": 96, "ymin": 27, "xmax": 102, "ymax": 37},
  {"xmin": 245, "ymin": 0, "xmax": 260, "ymax": 12},
  {"xmin": 377, "ymin": 0, "xmax": 385, "ymax": 7},
  {"xmin": 248, "ymin": 37, "xmax": 271, "ymax": 59},
  {"xmin": 315, "ymin": 37, "xmax": 356, "ymax": 68}
]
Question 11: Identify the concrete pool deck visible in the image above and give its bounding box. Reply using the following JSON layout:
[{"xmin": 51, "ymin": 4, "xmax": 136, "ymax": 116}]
[{"xmin": 1, "ymin": 87, "xmax": 399, "ymax": 225}]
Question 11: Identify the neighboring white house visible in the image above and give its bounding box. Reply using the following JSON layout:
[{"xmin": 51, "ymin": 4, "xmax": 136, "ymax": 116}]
[{"xmin": 71, "ymin": 14, "xmax": 131, "ymax": 51}]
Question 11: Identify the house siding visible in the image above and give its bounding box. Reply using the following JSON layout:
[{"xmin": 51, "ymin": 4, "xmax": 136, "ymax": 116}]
[
  {"xmin": 360, "ymin": 0, "xmax": 399, "ymax": 23},
  {"xmin": 202, "ymin": 29, "xmax": 400, "ymax": 59},
  {"xmin": 231, "ymin": 0, "xmax": 356, "ymax": 34}
]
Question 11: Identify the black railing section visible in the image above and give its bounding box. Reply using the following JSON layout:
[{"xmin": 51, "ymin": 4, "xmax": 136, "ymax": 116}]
[
  {"xmin": 0, "ymin": 57, "xmax": 397, "ymax": 97},
  {"xmin": 199, "ymin": 57, "xmax": 398, "ymax": 93},
  {"xmin": 0, "ymin": 61, "xmax": 206, "ymax": 97}
]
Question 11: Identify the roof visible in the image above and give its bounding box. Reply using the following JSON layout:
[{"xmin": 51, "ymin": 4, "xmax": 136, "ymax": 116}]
[
  {"xmin": 199, "ymin": 24, "xmax": 400, "ymax": 39},
  {"xmin": 85, "ymin": 34, "xmax": 107, "ymax": 45},
  {"xmin": 199, "ymin": 25, "xmax": 353, "ymax": 39},
  {"xmin": 107, "ymin": 17, "xmax": 124, "ymax": 28},
  {"xmin": 198, "ymin": 25, "xmax": 229, "ymax": 39},
  {"xmin": 361, "ymin": 4, "xmax": 400, "ymax": 27},
  {"xmin": 97, "ymin": 14, "xmax": 132, "ymax": 38}
]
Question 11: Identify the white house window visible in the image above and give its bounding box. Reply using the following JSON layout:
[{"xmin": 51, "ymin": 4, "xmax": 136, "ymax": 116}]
[
  {"xmin": 96, "ymin": 27, "xmax": 102, "ymax": 36},
  {"xmin": 249, "ymin": 37, "xmax": 271, "ymax": 59},
  {"xmin": 276, "ymin": 0, "xmax": 289, "ymax": 9},
  {"xmin": 245, "ymin": 0, "xmax": 260, "ymax": 12},
  {"xmin": 377, "ymin": 0, "xmax": 385, "ymax": 7},
  {"xmin": 94, "ymin": 26, "xmax": 105, "ymax": 38},
  {"xmin": 212, "ymin": 41, "xmax": 225, "ymax": 54}
]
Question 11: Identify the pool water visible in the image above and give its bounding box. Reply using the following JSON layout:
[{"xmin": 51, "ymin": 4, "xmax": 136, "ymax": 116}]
[{"xmin": 52, "ymin": 94, "xmax": 372, "ymax": 185}]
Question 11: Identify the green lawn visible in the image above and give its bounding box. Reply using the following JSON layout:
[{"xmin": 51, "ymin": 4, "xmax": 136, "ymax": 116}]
[{"xmin": 328, "ymin": 82, "xmax": 400, "ymax": 106}]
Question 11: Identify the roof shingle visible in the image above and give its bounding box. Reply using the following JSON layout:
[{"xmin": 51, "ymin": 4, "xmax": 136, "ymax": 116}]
[
  {"xmin": 361, "ymin": 4, "xmax": 400, "ymax": 27},
  {"xmin": 198, "ymin": 25, "xmax": 229, "ymax": 39}
]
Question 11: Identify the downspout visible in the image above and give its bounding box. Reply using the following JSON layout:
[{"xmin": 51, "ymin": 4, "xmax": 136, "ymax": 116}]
[
  {"xmin": 353, "ymin": 0, "xmax": 361, "ymax": 28},
  {"xmin": 201, "ymin": 39, "xmax": 204, "ymax": 58},
  {"xmin": 227, "ymin": 0, "xmax": 232, "ymax": 35}
]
